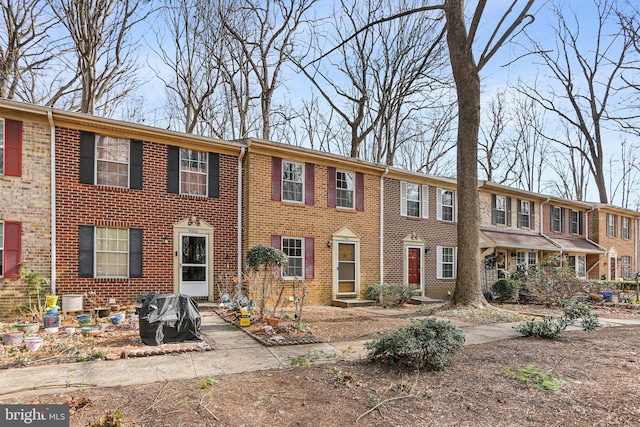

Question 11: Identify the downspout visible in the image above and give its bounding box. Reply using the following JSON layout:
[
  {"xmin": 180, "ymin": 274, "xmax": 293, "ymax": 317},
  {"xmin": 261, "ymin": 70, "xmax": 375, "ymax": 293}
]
[
  {"xmin": 237, "ymin": 146, "xmax": 246, "ymax": 282},
  {"xmin": 47, "ymin": 111, "xmax": 56, "ymax": 295},
  {"xmin": 379, "ymin": 167, "xmax": 389, "ymax": 285}
]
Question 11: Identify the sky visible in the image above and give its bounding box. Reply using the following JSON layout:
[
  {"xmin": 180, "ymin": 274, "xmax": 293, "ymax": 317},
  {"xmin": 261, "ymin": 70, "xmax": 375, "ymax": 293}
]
[{"xmin": 125, "ymin": 0, "xmax": 637, "ymax": 206}]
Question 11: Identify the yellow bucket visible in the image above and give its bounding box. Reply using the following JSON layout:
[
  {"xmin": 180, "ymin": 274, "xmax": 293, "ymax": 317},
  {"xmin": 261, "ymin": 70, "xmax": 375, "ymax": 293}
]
[
  {"xmin": 239, "ymin": 317, "xmax": 250, "ymax": 327},
  {"xmin": 46, "ymin": 295, "xmax": 59, "ymax": 309}
]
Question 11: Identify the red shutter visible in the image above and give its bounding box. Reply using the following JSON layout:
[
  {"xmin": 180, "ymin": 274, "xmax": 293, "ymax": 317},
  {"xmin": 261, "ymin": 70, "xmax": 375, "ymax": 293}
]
[
  {"xmin": 271, "ymin": 157, "xmax": 282, "ymax": 201},
  {"xmin": 305, "ymin": 162, "xmax": 315, "ymax": 206},
  {"xmin": 4, "ymin": 222, "xmax": 21, "ymax": 278},
  {"xmin": 327, "ymin": 166, "xmax": 336, "ymax": 208},
  {"xmin": 355, "ymin": 172, "xmax": 364, "ymax": 211},
  {"xmin": 271, "ymin": 234, "xmax": 282, "ymax": 250},
  {"xmin": 305, "ymin": 237, "xmax": 314, "ymax": 279},
  {"xmin": 5, "ymin": 119, "xmax": 22, "ymax": 177}
]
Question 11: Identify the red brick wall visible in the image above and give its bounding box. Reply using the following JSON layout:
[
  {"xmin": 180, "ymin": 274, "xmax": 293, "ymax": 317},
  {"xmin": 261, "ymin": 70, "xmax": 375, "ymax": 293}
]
[
  {"xmin": 55, "ymin": 127, "xmax": 238, "ymax": 305},
  {"xmin": 590, "ymin": 210, "xmax": 637, "ymax": 280},
  {"xmin": 383, "ymin": 178, "xmax": 458, "ymax": 299}
]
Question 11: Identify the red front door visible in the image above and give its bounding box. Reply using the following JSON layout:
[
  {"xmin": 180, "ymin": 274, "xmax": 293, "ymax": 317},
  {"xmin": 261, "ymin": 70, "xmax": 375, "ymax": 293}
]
[{"xmin": 408, "ymin": 248, "xmax": 421, "ymax": 286}]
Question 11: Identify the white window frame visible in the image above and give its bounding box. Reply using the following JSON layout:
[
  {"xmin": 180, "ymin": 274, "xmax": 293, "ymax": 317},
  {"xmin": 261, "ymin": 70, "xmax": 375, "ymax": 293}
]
[
  {"xmin": 436, "ymin": 246, "xmax": 457, "ymax": 279},
  {"xmin": 570, "ymin": 210, "xmax": 579, "ymax": 235},
  {"xmin": 0, "ymin": 118, "xmax": 4, "ymax": 175},
  {"xmin": 552, "ymin": 206, "xmax": 562, "ymax": 232},
  {"xmin": 336, "ymin": 170, "xmax": 354, "ymax": 209},
  {"xmin": 96, "ymin": 135, "xmax": 130, "ymax": 188},
  {"xmin": 282, "ymin": 160, "xmax": 304, "ymax": 203},
  {"xmin": 179, "ymin": 148, "xmax": 208, "ymax": 196},
  {"xmin": 400, "ymin": 181, "xmax": 428, "ymax": 219},
  {"xmin": 520, "ymin": 200, "xmax": 530, "ymax": 228},
  {"xmin": 516, "ymin": 251, "xmax": 538, "ymax": 268},
  {"xmin": 95, "ymin": 227, "xmax": 129, "ymax": 278},
  {"xmin": 282, "ymin": 237, "xmax": 303, "ymax": 279},
  {"xmin": 495, "ymin": 195, "xmax": 507, "ymax": 225},
  {"xmin": 607, "ymin": 213, "xmax": 615, "ymax": 237},
  {"xmin": 622, "ymin": 217, "xmax": 630, "ymax": 239},
  {"xmin": 576, "ymin": 255, "xmax": 586, "ymax": 278},
  {"xmin": 437, "ymin": 188, "xmax": 457, "ymax": 222}
]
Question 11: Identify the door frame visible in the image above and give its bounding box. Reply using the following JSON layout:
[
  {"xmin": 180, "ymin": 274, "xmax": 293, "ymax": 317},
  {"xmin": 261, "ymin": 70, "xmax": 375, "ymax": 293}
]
[
  {"xmin": 331, "ymin": 227, "xmax": 361, "ymax": 299},
  {"xmin": 402, "ymin": 234, "xmax": 425, "ymax": 295},
  {"xmin": 178, "ymin": 232, "xmax": 209, "ymax": 297},
  {"xmin": 172, "ymin": 217, "xmax": 214, "ymax": 300}
]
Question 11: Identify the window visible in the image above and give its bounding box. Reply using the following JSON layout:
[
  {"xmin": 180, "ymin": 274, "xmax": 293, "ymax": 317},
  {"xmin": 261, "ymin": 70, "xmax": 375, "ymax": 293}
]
[
  {"xmin": 180, "ymin": 149, "xmax": 207, "ymax": 196},
  {"xmin": 437, "ymin": 188, "xmax": 456, "ymax": 222},
  {"xmin": 96, "ymin": 135, "xmax": 129, "ymax": 187},
  {"xmin": 607, "ymin": 213, "xmax": 617, "ymax": 237},
  {"xmin": 519, "ymin": 200, "xmax": 531, "ymax": 228},
  {"xmin": 516, "ymin": 251, "xmax": 538, "ymax": 269},
  {"xmin": 282, "ymin": 161, "xmax": 304, "ymax": 202},
  {"xmin": 551, "ymin": 206, "xmax": 562, "ymax": 232},
  {"xmin": 570, "ymin": 210, "xmax": 579, "ymax": 234},
  {"xmin": 620, "ymin": 256, "xmax": 632, "ymax": 279},
  {"xmin": 437, "ymin": 246, "xmax": 456, "ymax": 279},
  {"xmin": 79, "ymin": 226, "xmax": 142, "ymax": 279},
  {"xmin": 494, "ymin": 195, "xmax": 507, "ymax": 225},
  {"xmin": 622, "ymin": 217, "xmax": 630, "ymax": 239},
  {"xmin": 400, "ymin": 182, "xmax": 428, "ymax": 218},
  {"xmin": 282, "ymin": 238, "xmax": 303, "ymax": 278},
  {"xmin": 95, "ymin": 227, "xmax": 129, "ymax": 278},
  {"xmin": 576, "ymin": 255, "xmax": 586, "ymax": 278},
  {"xmin": 336, "ymin": 170, "xmax": 354, "ymax": 209}
]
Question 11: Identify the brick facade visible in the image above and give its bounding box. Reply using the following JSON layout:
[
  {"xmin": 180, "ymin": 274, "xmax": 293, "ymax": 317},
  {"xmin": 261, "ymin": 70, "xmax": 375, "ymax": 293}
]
[
  {"xmin": 588, "ymin": 208, "xmax": 639, "ymax": 280},
  {"xmin": 243, "ymin": 143, "xmax": 382, "ymax": 305},
  {"xmin": 383, "ymin": 175, "xmax": 458, "ymax": 299},
  {"xmin": 55, "ymin": 126, "xmax": 240, "ymax": 306},
  {"xmin": 0, "ymin": 116, "xmax": 52, "ymax": 316}
]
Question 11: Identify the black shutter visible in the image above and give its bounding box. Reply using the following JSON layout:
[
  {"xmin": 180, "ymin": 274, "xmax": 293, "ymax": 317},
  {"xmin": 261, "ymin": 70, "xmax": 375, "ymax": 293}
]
[
  {"xmin": 79, "ymin": 131, "xmax": 95, "ymax": 184},
  {"xmin": 561, "ymin": 208, "xmax": 566, "ymax": 233},
  {"xmin": 130, "ymin": 140, "xmax": 143, "ymax": 189},
  {"xmin": 579, "ymin": 211, "xmax": 584, "ymax": 235},
  {"xmin": 129, "ymin": 228, "xmax": 143, "ymax": 278},
  {"xmin": 516, "ymin": 199, "xmax": 522, "ymax": 228},
  {"xmin": 79, "ymin": 225, "xmax": 94, "ymax": 278},
  {"xmin": 208, "ymin": 152, "xmax": 220, "ymax": 198},
  {"xmin": 506, "ymin": 197, "xmax": 512, "ymax": 227},
  {"xmin": 167, "ymin": 146, "xmax": 179, "ymax": 194}
]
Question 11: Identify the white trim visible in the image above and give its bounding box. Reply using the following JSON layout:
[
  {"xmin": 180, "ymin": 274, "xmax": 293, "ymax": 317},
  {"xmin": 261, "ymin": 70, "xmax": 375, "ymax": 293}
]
[
  {"xmin": 95, "ymin": 134, "xmax": 131, "ymax": 189},
  {"xmin": 335, "ymin": 169, "xmax": 355, "ymax": 209},
  {"xmin": 179, "ymin": 148, "xmax": 208, "ymax": 197},
  {"xmin": 281, "ymin": 236, "xmax": 304, "ymax": 279},
  {"xmin": 281, "ymin": 159, "xmax": 305, "ymax": 203}
]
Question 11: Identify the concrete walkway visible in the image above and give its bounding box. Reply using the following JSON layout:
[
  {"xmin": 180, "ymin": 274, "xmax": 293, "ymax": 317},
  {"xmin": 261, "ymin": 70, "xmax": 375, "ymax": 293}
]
[{"xmin": 1, "ymin": 311, "xmax": 638, "ymax": 399}]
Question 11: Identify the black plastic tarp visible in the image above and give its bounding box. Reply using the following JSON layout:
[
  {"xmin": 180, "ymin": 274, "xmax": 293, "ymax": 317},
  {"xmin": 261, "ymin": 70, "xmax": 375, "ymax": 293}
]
[{"xmin": 139, "ymin": 293, "xmax": 202, "ymax": 346}]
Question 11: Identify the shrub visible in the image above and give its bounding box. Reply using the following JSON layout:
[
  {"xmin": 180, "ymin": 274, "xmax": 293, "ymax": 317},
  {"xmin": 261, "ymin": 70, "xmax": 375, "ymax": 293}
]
[
  {"xmin": 246, "ymin": 245, "xmax": 288, "ymax": 322},
  {"xmin": 364, "ymin": 317, "xmax": 465, "ymax": 371},
  {"xmin": 514, "ymin": 299, "xmax": 600, "ymax": 338},
  {"xmin": 491, "ymin": 278, "xmax": 519, "ymax": 302},
  {"xmin": 366, "ymin": 283, "xmax": 417, "ymax": 306}
]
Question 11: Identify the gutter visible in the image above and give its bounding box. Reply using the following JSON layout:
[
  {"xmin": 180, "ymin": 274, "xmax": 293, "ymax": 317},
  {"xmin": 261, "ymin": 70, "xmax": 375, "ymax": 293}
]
[
  {"xmin": 379, "ymin": 167, "xmax": 389, "ymax": 285},
  {"xmin": 237, "ymin": 145, "xmax": 247, "ymax": 282},
  {"xmin": 47, "ymin": 110, "xmax": 56, "ymax": 295}
]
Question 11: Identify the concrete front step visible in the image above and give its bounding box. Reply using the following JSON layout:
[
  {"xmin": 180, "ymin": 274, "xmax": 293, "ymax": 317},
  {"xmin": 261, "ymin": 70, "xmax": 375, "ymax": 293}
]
[
  {"xmin": 409, "ymin": 296, "xmax": 445, "ymax": 305},
  {"xmin": 331, "ymin": 298, "xmax": 376, "ymax": 308}
]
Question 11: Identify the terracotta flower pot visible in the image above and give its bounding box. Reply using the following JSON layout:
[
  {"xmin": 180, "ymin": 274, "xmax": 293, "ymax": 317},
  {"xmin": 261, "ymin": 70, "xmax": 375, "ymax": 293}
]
[{"xmin": 266, "ymin": 316, "xmax": 281, "ymax": 326}]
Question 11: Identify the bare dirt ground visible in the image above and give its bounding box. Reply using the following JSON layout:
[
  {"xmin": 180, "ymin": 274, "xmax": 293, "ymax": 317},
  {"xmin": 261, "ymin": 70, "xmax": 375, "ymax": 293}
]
[{"xmin": 2, "ymin": 303, "xmax": 640, "ymax": 426}]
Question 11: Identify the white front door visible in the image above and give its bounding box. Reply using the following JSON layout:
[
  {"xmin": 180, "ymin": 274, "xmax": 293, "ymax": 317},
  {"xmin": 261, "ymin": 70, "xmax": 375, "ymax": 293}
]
[{"xmin": 179, "ymin": 233, "xmax": 208, "ymax": 296}]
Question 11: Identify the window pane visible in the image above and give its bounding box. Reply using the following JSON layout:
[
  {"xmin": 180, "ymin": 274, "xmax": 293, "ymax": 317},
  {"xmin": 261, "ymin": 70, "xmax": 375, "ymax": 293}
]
[
  {"xmin": 282, "ymin": 162, "xmax": 303, "ymax": 202},
  {"xmin": 338, "ymin": 263, "xmax": 355, "ymax": 281},
  {"xmin": 282, "ymin": 238, "xmax": 303, "ymax": 277},
  {"xmin": 96, "ymin": 227, "xmax": 129, "ymax": 278},
  {"xmin": 406, "ymin": 183, "xmax": 420, "ymax": 217},
  {"xmin": 96, "ymin": 136, "xmax": 129, "ymax": 187},
  {"xmin": 336, "ymin": 171, "xmax": 354, "ymax": 208},
  {"xmin": 180, "ymin": 149, "xmax": 207, "ymax": 196}
]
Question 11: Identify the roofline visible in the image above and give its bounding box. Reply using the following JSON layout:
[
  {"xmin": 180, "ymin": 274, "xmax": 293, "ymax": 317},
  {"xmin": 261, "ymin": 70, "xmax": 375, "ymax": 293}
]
[{"xmin": 0, "ymin": 99, "xmax": 245, "ymax": 156}]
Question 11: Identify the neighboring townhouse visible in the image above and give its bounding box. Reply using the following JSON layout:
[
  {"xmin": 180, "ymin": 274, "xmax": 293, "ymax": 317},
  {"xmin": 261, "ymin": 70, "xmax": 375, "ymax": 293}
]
[
  {"xmin": 588, "ymin": 204, "xmax": 640, "ymax": 280},
  {"xmin": 541, "ymin": 197, "xmax": 606, "ymax": 279},
  {"xmin": 243, "ymin": 139, "xmax": 383, "ymax": 305},
  {"xmin": 0, "ymin": 101, "xmax": 53, "ymax": 314},
  {"xmin": 52, "ymin": 108, "xmax": 244, "ymax": 305},
  {"xmin": 478, "ymin": 183, "xmax": 557, "ymax": 287},
  {"xmin": 382, "ymin": 169, "xmax": 458, "ymax": 300}
]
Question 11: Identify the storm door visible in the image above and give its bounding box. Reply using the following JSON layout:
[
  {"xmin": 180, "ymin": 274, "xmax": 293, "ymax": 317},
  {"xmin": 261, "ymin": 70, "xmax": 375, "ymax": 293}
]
[{"xmin": 179, "ymin": 233, "xmax": 208, "ymax": 296}]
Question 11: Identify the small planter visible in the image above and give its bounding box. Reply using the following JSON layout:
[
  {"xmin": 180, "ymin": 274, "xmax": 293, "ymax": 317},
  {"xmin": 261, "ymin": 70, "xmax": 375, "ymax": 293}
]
[
  {"xmin": 266, "ymin": 316, "xmax": 281, "ymax": 326},
  {"xmin": 3, "ymin": 331, "xmax": 24, "ymax": 346},
  {"xmin": 76, "ymin": 314, "xmax": 93, "ymax": 327},
  {"xmin": 24, "ymin": 336, "xmax": 44, "ymax": 352},
  {"xmin": 81, "ymin": 327, "xmax": 100, "ymax": 338},
  {"xmin": 95, "ymin": 307, "xmax": 111, "ymax": 318},
  {"xmin": 14, "ymin": 322, "xmax": 40, "ymax": 333},
  {"xmin": 110, "ymin": 314, "xmax": 124, "ymax": 325},
  {"xmin": 65, "ymin": 327, "xmax": 76, "ymax": 335}
]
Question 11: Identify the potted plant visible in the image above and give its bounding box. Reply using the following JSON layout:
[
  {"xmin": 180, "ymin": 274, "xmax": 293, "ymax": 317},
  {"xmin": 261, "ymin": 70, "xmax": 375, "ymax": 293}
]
[{"xmin": 246, "ymin": 244, "xmax": 288, "ymax": 323}]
